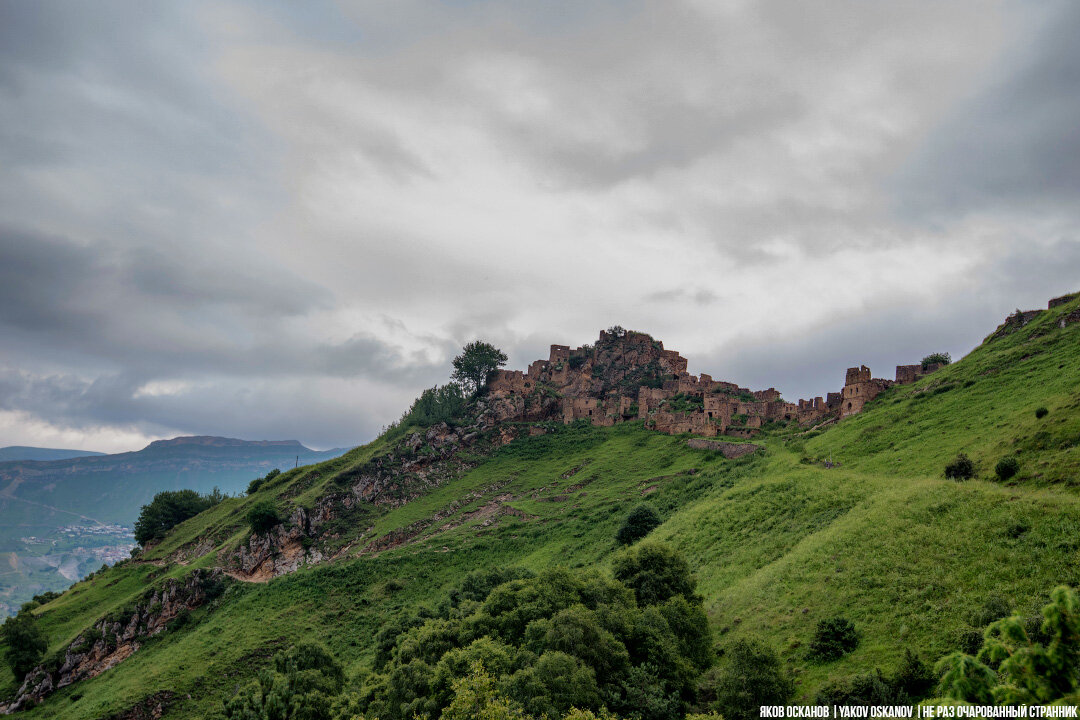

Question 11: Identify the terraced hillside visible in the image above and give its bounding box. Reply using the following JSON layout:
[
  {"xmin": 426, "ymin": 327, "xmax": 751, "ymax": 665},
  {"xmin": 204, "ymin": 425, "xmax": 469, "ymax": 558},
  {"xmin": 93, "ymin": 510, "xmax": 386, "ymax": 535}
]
[{"xmin": 2, "ymin": 294, "xmax": 1079, "ymax": 718}]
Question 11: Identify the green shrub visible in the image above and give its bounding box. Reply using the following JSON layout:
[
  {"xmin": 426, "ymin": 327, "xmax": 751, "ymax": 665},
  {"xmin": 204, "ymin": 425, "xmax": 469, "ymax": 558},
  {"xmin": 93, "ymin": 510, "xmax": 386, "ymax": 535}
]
[
  {"xmin": 995, "ymin": 456, "xmax": 1020, "ymax": 481},
  {"xmin": 706, "ymin": 638, "xmax": 793, "ymax": 720},
  {"xmin": 1, "ymin": 612, "xmax": 48, "ymax": 680},
  {"xmin": 247, "ymin": 468, "xmax": 280, "ymax": 495},
  {"xmin": 365, "ymin": 557, "xmax": 709, "ymax": 720},
  {"xmin": 611, "ymin": 541, "xmax": 696, "ymax": 606},
  {"xmin": 891, "ymin": 649, "xmax": 935, "ymax": 702},
  {"xmin": 944, "ymin": 453, "xmax": 976, "ymax": 481},
  {"xmin": 921, "ymin": 352, "xmax": 952, "ymax": 369},
  {"xmin": 615, "ymin": 505, "xmax": 662, "ymax": 545},
  {"xmin": 222, "ymin": 643, "xmax": 344, "ymax": 720},
  {"xmin": 1035, "ymin": 406, "xmax": 1049, "ymax": 419},
  {"xmin": 814, "ymin": 670, "xmax": 893, "ymax": 705},
  {"xmin": 808, "ymin": 616, "xmax": 859, "ymax": 661},
  {"xmin": 134, "ymin": 489, "xmax": 223, "ymax": 546},
  {"xmin": 247, "ymin": 501, "xmax": 282, "ymax": 534}
]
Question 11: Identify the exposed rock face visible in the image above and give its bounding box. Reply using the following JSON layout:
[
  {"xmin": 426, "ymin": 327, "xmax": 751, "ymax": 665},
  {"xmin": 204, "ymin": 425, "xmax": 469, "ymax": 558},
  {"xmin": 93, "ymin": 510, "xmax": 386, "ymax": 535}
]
[
  {"xmin": 225, "ymin": 421, "xmax": 527, "ymax": 582},
  {"xmin": 0, "ymin": 569, "xmax": 224, "ymax": 715},
  {"xmin": 236, "ymin": 506, "xmax": 327, "ymax": 581}
]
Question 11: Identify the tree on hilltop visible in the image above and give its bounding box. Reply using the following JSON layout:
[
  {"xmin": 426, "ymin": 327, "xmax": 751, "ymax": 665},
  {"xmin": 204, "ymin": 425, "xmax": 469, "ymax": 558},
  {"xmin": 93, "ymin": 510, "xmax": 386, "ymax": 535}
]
[
  {"xmin": 451, "ymin": 341, "xmax": 508, "ymax": 394},
  {"xmin": 134, "ymin": 488, "xmax": 223, "ymax": 546}
]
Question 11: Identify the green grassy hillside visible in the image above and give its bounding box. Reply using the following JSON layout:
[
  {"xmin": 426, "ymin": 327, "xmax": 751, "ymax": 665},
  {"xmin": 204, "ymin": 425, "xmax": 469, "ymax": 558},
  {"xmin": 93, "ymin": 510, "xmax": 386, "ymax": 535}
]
[{"xmin": 3, "ymin": 296, "xmax": 1079, "ymax": 718}]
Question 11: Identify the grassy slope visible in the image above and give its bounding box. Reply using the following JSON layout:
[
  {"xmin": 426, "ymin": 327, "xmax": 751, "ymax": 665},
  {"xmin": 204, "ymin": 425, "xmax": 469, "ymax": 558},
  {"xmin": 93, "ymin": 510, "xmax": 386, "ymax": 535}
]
[{"xmin": 3, "ymin": 297, "xmax": 1079, "ymax": 718}]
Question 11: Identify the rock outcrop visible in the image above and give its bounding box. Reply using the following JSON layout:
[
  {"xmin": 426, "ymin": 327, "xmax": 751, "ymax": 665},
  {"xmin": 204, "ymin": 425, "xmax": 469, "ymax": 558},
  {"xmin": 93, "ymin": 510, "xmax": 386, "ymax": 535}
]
[{"xmin": 0, "ymin": 569, "xmax": 225, "ymax": 714}]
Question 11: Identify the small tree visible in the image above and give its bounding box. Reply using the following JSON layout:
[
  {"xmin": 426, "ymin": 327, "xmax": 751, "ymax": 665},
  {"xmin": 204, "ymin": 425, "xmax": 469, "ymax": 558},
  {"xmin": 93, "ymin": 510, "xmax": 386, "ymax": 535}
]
[
  {"xmin": 1, "ymin": 611, "xmax": 47, "ymax": 681},
  {"xmin": 247, "ymin": 501, "xmax": 282, "ymax": 534},
  {"xmin": 921, "ymin": 352, "xmax": 951, "ymax": 370},
  {"xmin": 944, "ymin": 453, "xmax": 976, "ymax": 481},
  {"xmin": 1035, "ymin": 407, "xmax": 1049, "ymax": 419},
  {"xmin": 451, "ymin": 341, "xmax": 508, "ymax": 395},
  {"xmin": 808, "ymin": 616, "xmax": 860, "ymax": 661},
  {"xmin": 612, "ymin": 541, "xmax": 696, "ymax": 606},
  {"xmin": 995, "ymin": 457, "xmax": 1020, "ymax": 482},
  {"xmin": 708, "ymin": 638, "xmax": 794, "ymax": 720},
  {"xmin": 134, "ymin": 489, "xmax": 222, "ymax": 546},
  {"xmin": 616, "ymin": 505, "xmax": 661, "ymax": 545}
]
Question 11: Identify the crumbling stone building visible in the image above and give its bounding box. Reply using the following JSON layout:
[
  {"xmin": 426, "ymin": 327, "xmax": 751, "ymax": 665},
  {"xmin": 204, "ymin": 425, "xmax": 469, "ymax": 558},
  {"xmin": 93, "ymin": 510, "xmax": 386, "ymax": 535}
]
[{"xmin": 486, "ymin": 328, "xmax": 946, "ymax": 439}]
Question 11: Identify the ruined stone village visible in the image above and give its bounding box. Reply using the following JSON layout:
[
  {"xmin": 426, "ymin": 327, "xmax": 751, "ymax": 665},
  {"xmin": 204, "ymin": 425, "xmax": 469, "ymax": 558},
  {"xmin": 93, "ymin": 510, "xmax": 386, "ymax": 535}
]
[
  {"xmin": 485, "ymin": 329, "xmax": 940, "ymax": 440},
  {"xmin": 485, "ymin": 293, "xmax": 1080, "ymax": 441}
]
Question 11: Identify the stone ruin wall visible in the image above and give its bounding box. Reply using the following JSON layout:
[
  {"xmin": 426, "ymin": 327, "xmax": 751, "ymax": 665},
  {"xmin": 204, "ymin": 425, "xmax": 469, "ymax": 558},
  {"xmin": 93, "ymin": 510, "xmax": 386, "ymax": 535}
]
[{"xmin": 488, "ymin": 329, "xmax": 951, "ymax": 440}]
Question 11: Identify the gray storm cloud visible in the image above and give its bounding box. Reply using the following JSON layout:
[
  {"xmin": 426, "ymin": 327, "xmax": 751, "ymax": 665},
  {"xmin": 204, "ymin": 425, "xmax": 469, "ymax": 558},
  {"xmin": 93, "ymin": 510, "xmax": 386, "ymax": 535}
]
[{"xmin": 1, "ymin": 0, "xmax": 1078, "ymax": 452}]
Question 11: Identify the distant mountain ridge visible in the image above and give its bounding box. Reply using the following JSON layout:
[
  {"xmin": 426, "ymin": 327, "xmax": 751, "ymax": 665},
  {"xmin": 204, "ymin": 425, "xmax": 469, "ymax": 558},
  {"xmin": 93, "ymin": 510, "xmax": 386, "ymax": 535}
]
[
  {"xmin": 0, "ymin": 435, "xmax": 352, "ymax": 615},
  {"xmin": 0, "ymin": 446, "xmax": 105, "ymax": 462}
]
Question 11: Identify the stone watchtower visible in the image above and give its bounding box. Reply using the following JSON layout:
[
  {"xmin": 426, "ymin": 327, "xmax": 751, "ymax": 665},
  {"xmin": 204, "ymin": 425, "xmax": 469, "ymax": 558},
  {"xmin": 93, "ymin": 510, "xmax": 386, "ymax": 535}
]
[{"xmin": 840, "ymin": 365, "xmax": 881, "ymax": 418}]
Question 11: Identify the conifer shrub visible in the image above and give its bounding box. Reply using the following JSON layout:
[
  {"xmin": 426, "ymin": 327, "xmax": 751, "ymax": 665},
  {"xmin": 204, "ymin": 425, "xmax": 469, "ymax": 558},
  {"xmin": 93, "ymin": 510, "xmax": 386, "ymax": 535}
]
[
  {"xmin": 994, "ymin": 456, "xmax": 1020, "ymax": 482},
  {"xmin": 934, "ymin": 585, "xmax": 1080, "ymax": 705},
  {"xmin": 1035, "ymin": 406, "xmax": 1049, "ymax": 419},
  {"xmin": 616, "ymin": 505, "xmax": 662, "ymax": 545},
  {"xmin": 944, "ymin": 453, "xmax": 976, "ymax": 481},
  {"xmin": 808, "ymin": 616, "xmax": 860, "ymax": 661}
]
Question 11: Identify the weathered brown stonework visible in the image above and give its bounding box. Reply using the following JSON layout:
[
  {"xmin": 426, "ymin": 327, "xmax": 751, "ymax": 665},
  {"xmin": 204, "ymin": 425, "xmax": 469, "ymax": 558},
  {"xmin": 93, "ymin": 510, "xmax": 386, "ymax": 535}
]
[{"xmin": 487, "ymin": 329, "xmax": 942, "ymax": 437}]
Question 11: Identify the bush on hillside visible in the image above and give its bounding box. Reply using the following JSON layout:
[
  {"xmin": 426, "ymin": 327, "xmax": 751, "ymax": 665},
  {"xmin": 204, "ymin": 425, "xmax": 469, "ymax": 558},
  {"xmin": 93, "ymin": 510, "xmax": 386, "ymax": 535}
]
[
  {"xmin": 814, "ymin": 669, "xmax": 894, "ymax": 706},
  {"xmin": 1, "ymin": 611, "xmax": 48, "ymax": 681},
  {"xmin": 611, "ymin": 541, "xmax": 697, "ymax": 606},
  {"xmin": 808, "ymin": 616, "xmax": 860, "ymax": 661},
  {"xmin": 383, "ymin": 384, "xmax": 471, "ymax": 440},
  {"xmin": 222, "ymin": 642, "xmax": 344, "ymax": 720},
  {"xmin": 246, "ymin": 501, "xmax": 282, "ymax": 534},
  {"xmin": 812, "ymin": 651, "xmax": 934, "ymax": 707},
  {"xmin": 921, "ymin": 352, "xmax": 952, "ymax": 369},
  {"xmin": 616, "ymin": 505, "xmax": 662, "ymax": 545},
  {"xmin": 1035, "ymin": 406, "xmax": 1049, "ymax": 419},
  {"xmin": 247, "ymin": 468, "xmax": 281, "ymax": 495},
  {"xmin": 363, "ymin": 546, "xmax": 712, "ymax": 720},
  {"xmin": 703, "ymin": 638, "xmax": 793, "ymax": 720},
  {"xmin": 944, "ymin": 453, "xmax": 976, "ymax": 481},
  {"xmin": 134, "ymin": 488, "xmax": 224, "ymax": 546},
  {"xmin": 994, "ymin": 457, "xmax": 1020, "ymax": 482}
]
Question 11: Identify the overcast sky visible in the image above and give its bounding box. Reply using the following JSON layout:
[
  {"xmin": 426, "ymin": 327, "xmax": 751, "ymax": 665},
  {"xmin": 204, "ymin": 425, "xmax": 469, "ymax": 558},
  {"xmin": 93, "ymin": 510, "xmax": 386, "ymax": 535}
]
[{"xmin": 1, "ymin": 1, "xmax": 1078, "ymax": 453}]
